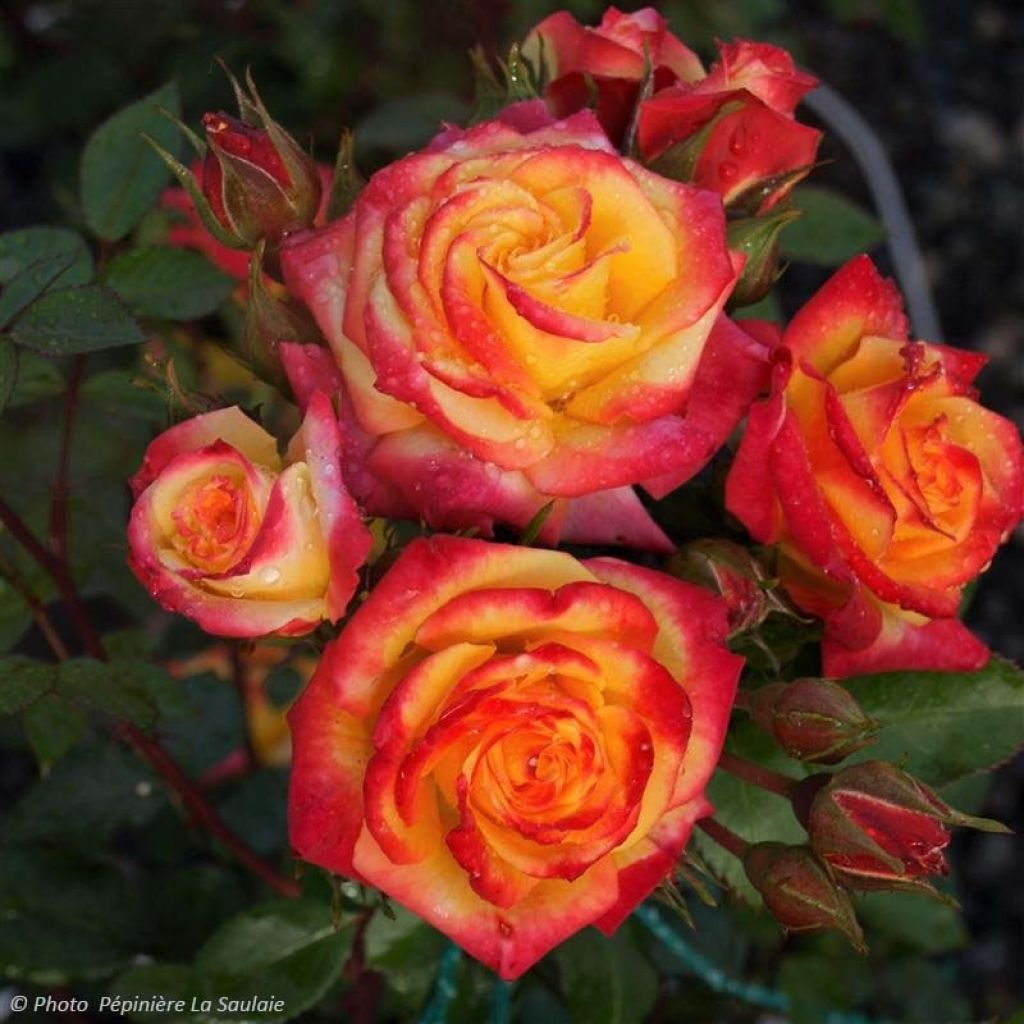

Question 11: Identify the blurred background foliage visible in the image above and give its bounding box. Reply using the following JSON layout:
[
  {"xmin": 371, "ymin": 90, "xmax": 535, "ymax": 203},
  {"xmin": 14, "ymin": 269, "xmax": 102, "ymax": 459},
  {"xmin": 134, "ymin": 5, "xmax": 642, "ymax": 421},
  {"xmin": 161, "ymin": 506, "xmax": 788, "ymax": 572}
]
[{"xmin": 0, "ymin": 1, "xmax": 1021, "ymax": 1022}]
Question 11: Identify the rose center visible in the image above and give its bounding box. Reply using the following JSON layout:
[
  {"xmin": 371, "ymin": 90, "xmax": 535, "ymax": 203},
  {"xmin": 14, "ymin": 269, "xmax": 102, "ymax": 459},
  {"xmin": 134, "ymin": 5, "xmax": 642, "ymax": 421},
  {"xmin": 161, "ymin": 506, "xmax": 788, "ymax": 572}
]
[
  {"xmin": 905, "ymin": 420, "xmax": 962, "ymax": 517},
  {"xmin": 171, "ymin": 473, "xmax": 258, "ymax": 573}
]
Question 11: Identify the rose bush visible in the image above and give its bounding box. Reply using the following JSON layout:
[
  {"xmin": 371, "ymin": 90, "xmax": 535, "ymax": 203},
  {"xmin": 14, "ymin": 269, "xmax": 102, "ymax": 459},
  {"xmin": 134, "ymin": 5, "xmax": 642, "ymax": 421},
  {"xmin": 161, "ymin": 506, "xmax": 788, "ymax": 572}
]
[
  {"xmin": 288, "ymin": 535, "xmax": 741, "ymax": 978},
  {"xmin": 128, "ymin": 394, "xmax": 371, "ymax": 637},
  {"xmin": 280, "ymin": 106, "xmax": 768, "ymax": 550},
  {"xmin": 726, "ymin": 256, "xmax": 1024, "ymax": 674}
]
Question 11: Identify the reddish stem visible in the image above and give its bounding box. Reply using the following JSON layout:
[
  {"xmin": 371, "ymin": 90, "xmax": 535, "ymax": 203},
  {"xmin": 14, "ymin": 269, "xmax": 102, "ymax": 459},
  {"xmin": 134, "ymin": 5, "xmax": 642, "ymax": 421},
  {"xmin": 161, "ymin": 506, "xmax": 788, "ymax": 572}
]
[
  {"xmin": 697, "ymin": 818, "xmax": 749, "ymax": 859},
  {"xmin": 116, "ymin": 721, "xmax": 300, "ymax": 898},
  {"xmin": 718, "ymin": 750, "xmax": 799, "ymax": 798}
]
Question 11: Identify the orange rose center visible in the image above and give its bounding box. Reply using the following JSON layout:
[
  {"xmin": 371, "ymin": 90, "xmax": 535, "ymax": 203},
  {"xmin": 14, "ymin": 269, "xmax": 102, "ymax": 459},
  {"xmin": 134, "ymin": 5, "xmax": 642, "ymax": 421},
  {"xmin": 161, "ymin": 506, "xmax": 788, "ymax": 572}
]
[
  {"xmin": 171, "ymin": 473, "xmax": 258, "ymax": 573},
  {"xmin": 904, "ymin": 420, "xmax": 961, "ymax": 517}
]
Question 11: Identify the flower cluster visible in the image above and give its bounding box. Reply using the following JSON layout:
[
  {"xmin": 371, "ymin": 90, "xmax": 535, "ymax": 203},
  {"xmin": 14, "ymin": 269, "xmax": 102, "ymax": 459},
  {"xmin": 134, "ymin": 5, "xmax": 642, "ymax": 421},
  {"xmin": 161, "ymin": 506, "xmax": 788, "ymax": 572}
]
[{"xmin": 128, "ymin": 4, "xmax": 1022, "ymax": 981}]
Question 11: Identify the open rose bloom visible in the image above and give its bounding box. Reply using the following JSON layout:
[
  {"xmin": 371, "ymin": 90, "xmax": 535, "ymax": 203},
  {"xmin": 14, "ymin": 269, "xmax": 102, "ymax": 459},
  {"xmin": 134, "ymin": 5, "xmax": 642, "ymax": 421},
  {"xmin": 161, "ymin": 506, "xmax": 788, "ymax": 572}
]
[
  {"xmin": 727, "ymin": 257, "xmax": 1024, "ymax": 674},
  {"xmin": 128, "ymin": 396, "xmax": 371, "ymax": 637},
  {"xmin": 289, "ymin": 536, "xmax": 740, "ymax": 978},
  {"xmin": 280, "ymin": 106, "xmax": 769, "ymax": 551}
]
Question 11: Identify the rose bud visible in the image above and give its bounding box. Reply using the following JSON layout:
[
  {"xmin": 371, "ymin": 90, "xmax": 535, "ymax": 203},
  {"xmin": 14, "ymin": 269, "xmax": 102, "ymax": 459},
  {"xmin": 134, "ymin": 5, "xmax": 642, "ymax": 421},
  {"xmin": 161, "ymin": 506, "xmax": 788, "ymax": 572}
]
[
  {"xmin": 147, "ymin": 66, "xmax": 323, "ymax": 254},
  {"xmin": 747, "ymin": 678, "xmax": 877, "ymax": 764},
  {"xmin": 128, "ymin": 395, "xmax": 371, "ymax": 638},
  {"xmin": 743, "ymin": 842, "xmax": 865, "ymax": 950},
  {"xmin": 668, "ymin": 539, "xmax": 771, "ymax": 633},
  {"xmin": 807, "ymin": 761, "xmax": 1009, "ymax": 895},
  {"xmin": 522, "ymin": 6, "xmax": 704, "ymax": 146},
  {"xmin": 202, "ymin": 109, "xmax": 321, "ymax": 249},
  {"xmin": 637, "ymin": 40, "xmax": 821, "ymax": 213},
  {"xmin": 726, "ymin": 207, "xmax": 800, "ymax": 308}
]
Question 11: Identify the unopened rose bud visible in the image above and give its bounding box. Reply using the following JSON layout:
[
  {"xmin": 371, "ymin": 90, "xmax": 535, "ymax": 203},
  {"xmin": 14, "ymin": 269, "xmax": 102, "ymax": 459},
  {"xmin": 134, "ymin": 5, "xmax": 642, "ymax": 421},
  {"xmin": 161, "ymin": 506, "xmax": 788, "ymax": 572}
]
[
  {"xmin": 668, "ymin": 539, "xmax": 770, "ymax": 633},
  {"xmin": 743, "ymin": 842, "xmax": 865, "ymax": 950},
  {"xmin": 202, "ymin": 108, "xmax": 321, "ymax": 248},
  {"xmin": 726, "ymin": 207, "xmax": 800, "ymax": 308},
  {"xmin": 808, "ymin": 761, "xmax": 1009, "ymax": 895},
  {"xmin": 748, "ymin": 678, "xmax": 876, "ymax": 764}
]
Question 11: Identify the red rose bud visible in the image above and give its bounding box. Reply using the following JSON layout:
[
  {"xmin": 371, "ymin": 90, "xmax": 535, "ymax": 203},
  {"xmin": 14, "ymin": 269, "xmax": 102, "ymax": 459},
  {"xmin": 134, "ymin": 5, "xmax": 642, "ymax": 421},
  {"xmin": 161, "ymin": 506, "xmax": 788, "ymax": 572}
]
[
  {"xmin": 748, "ymin": 678, "xmax": 877, "ymax": 764},
  {"xmin": 726, "ymin": 207, "xmax": 800, "ymax": 308},
  {"xmin": 202, "ymin": 108, "xmax": 321, "ymax": 248},
  {"xmin": 808, "ymin": 761, "xmax": 1009, "ymax": 895},
  {"xmin": 668, "ymin": 539, "xmax": 771, "ymax": 633},
  {"xmin": 743, "ymin": 842, "xmax": 865, "ymax": 950}
]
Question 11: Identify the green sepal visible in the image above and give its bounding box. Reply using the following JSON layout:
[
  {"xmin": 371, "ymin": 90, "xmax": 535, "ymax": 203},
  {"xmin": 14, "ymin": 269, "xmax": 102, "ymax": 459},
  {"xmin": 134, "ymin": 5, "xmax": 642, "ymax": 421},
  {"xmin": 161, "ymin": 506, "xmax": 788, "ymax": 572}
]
[
  {"xmin": 646, "ymin": 100, "xmax": 745, "ymax": 182},
  {"xmin": 141, "ymin": 133, "xmax": 247, "ymax": 249},
  {"xmin": 327, "ymin": 129, "xmax": 364, "ymax": 221}
]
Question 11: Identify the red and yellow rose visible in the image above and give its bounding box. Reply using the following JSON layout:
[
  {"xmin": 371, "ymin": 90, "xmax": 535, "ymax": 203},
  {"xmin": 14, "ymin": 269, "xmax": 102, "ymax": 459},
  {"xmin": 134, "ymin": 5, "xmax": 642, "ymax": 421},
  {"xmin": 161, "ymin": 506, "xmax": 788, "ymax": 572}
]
[
  {"xmin": 288, "ymin": 535, "xmax": 740, "ymax": 978},
  {"xmin": 281, "ymin": 108, "xmax": 767, "ymax": 550},
  {"xmin": 726, "ymin": 256, "xmax": 1024, "ymax": 674},
  {"xmin": 128, "ymin": 395, "xmax": 371, "ymax": 638}
]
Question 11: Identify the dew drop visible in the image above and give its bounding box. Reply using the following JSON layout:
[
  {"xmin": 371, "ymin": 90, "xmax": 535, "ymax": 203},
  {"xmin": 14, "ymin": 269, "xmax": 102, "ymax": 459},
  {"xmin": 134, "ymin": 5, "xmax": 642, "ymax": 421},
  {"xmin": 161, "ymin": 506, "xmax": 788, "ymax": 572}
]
[
  {"xmin": 260, "ymin": 566, "xmax": 281, "ymax": 585},
  {"xmin": 718, "ymin": 161, "xmax": 739, "ymax": 183}
]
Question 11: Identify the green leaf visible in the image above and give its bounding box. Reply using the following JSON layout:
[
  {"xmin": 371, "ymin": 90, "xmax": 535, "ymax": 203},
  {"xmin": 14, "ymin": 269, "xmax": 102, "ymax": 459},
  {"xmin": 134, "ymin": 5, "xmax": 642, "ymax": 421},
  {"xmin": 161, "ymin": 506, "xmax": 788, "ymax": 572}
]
[
  {"xmin": 0, "ymin": 249, "xmax": 81, "ymax": 329},
  {"xmin": 856, "ymin": 890, "xmax": 967, "ymax": 953},
  {"xmin": 216, "ymin": 769, "xmax": 289, "ymax": 856},
  {"xmin": 778, "ymin": 948, "xmax": 873, "ymax": 1024},
  {"xmin": 4, "ymin": 743, "xmax": 164, "ymax": 842},
  {"xmin": 108, "ymin": 965, "xmax": 196, "ymax": 1023},
  {"xmin": 842, "ymin": 657, "xmax": 1024, "ymax": 786},
  {"xmin": 80, "ymin": 81, "xmax": 183, "ymax": 241},
  {"xmin": 780, "ymin": 185, "xmax": 885, "ymax": 266},
  {"xmin": 9, "ymin": 285, "xmax": 144, "ymax": 355},
  {"xmin": 554, "ymin": 924, "xmax": 658, "ymax": 1024},
  {"xmin": 195, "ymin": 900, "xmax": 354, "ymax": 1023},
  {"xmin": 691, "ymin": 721, "xmax": 807, "ymax": 903},
  {"xmin": 5, "ymin": 349, "xmax": 63, "ymax": 407},
  {"xmin": 22, "ymin": 694, "xmax": 88, "ymax": 771},
  {"xmin": 0, "ymin": 336, "xmax": 14, "ymax": 415},
  {"xmin": 161, "ymin": 670, "xmax": 244, "ymax": 776},
  {"xmin": 0, "ymin": 847, "xmax": 149, "ymax": 984},
  {"xmin": 0, "ymin": 656, "xmax": 56, "ymax": 714},
  {"xmin": 0, "ymin": 227, "xmax": 93, "ymax": 287},
  {"xmin": 82, "ymin": 368, "xmax": 167, "ymax": 422},
  {"xmin": 56, "ymin": 658, "xmax": 161, "ymax": 729},
  {"xmin": 103, "ymin": 246, "xmax": 236, "ymax": 320},
  {"xmin": 364, "ymin": 905, "xmax": 447, "ymax": 1007}
]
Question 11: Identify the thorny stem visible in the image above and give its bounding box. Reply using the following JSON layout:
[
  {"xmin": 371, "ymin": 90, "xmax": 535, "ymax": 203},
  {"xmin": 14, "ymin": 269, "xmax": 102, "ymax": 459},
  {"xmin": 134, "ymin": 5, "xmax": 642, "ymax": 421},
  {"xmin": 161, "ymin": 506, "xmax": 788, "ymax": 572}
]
[
  {"xmin": 0, "ymin": 393, "xmax": 300, "ymax": 899},
  {"xmin": 0, "ymin": 553, "xmax": 70, "ymax": 661},
  {"xmin": 718, "ymin": 750, "xmax": 799, "ymax": 798},
  {"xmin": 698, "ymin": 818, "xmax": 749, "ymax": 860}
]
